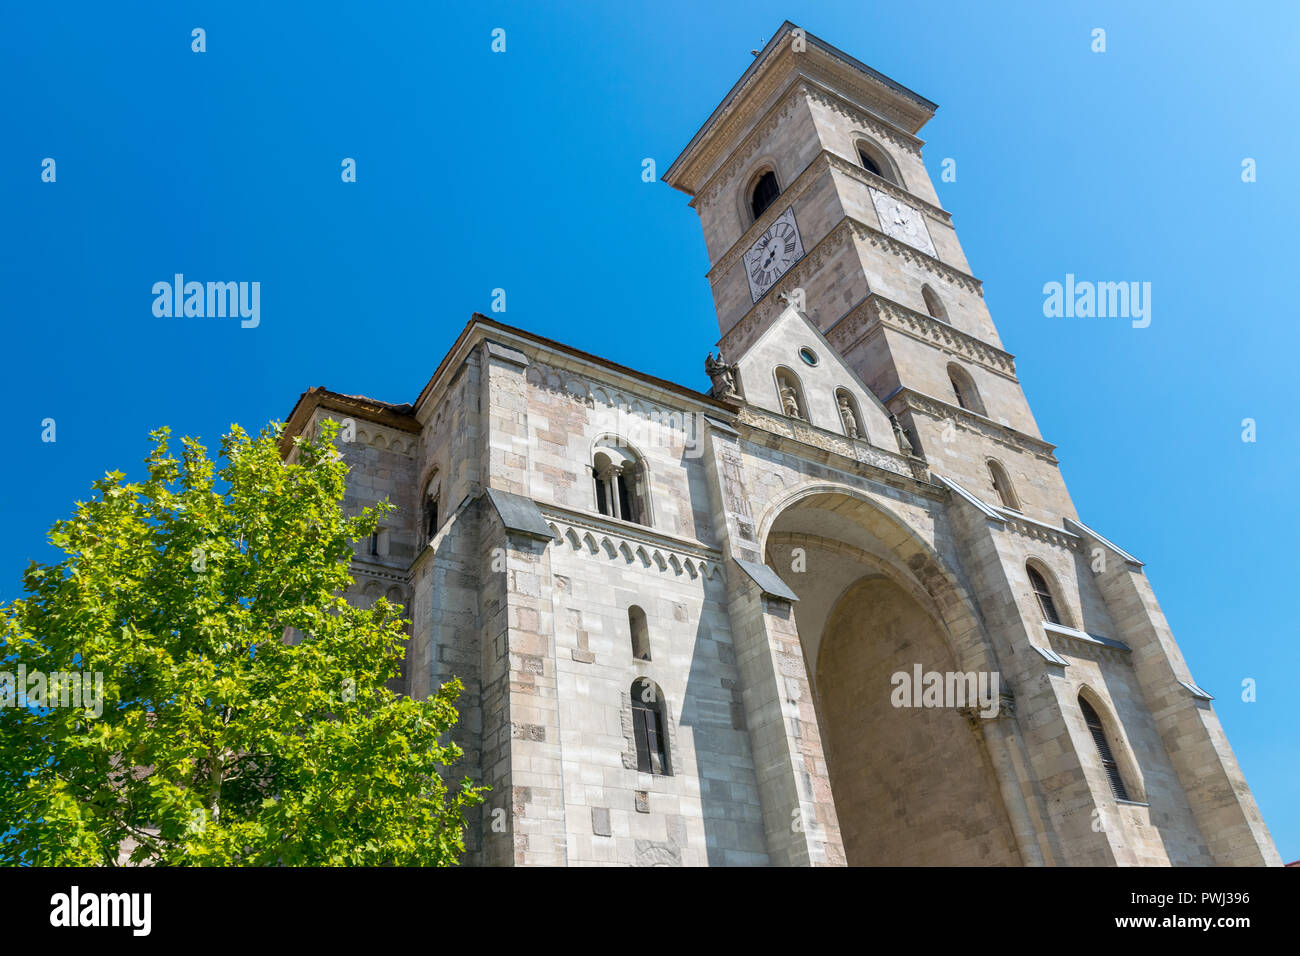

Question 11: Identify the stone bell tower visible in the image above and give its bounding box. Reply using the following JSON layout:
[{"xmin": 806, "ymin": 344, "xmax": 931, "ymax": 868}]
[
  {"xmin": 662, "ymin": 22, "xmax": 1280, "ymax": 866},
  {"xmin": 663, "ymin": 20, "xmax": 1072, "ymax": 522}
]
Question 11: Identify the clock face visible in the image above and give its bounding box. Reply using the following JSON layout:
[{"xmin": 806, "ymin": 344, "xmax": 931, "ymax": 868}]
[
  {"xmin": 869, "ymin": 188, "xmax": 936, "ymax": 258},
  {"xmin": 743, "ymin": 206, "xmax": 805, "ymax": 303}
]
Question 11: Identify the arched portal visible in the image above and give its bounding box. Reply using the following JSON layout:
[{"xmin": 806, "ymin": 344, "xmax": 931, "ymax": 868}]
[{"xmin": 762, "ymin": 487, "xmax": 1021, "ymax": 866}]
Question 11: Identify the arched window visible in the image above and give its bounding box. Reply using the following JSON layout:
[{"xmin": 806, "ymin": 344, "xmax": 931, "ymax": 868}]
[
  {"xmin": 774, "ymin": 366, "xmax": 807, "ymax": 422},
  {"xmin": 750, "ymin": 170, "xmax": 780, "ymax": 220},
  {"xmin": 946, "ymin": 363, "xmax": 986, "ymax": 416},
  {"xmin": 631, "ymin": 679, "xmax": 670, "ymax": 774},
  {"xmin": 592, "ymin": 440, "xmax": 649, "ymax": 526},
  {"xmin": 922, "ymin": 284, "xmax": 948, "ymax": 322},
  {"xmin": 1079, "ymin": 695, "xmax": 1132, "ymax": 801},
  {"xmin": 629, "ymin": 605, "xmax": 651, "ymax": 661},
  {"xmin": 1026, "ymin": 562, "xmax": 1063, "ymax": 626},
  {"xmin": 854, "ymin": 138, "xmax": 898, "ymax": 185},
  {"xmin": 988, "ymin": 459, "xmax": 1020, "ymax": 511},
  {"xmin": 835, "ymin": 387, "xmax": 863, "ymax": 439}
]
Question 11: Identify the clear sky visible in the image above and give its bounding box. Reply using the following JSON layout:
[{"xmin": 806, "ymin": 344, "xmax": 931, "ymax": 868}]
[{"xmin": 2, "ymin": 1, "xmax": 1296, "ymax": 861}]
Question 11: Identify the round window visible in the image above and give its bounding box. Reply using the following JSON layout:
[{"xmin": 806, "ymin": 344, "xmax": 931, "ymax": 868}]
[{"xmin": 799, "ymin": 347, "xmax": 819, "ymax": 367}]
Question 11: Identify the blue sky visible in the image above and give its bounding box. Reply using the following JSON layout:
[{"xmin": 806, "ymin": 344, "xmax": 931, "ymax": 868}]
[{"xmin": 1, "ymin": 1, "xmax": 1296, "ymax": 861}]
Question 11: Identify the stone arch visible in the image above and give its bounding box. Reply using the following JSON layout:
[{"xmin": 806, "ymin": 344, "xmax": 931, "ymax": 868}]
[
  {"xmin": 946, "ymin": 363, "xmax": 986, "ymax": 416},
  {"xmin": 590, "ymin": 433, "xmax": 654, "ymax": 526},
  {"xmin": 740, "ymin": 158, "xmax": 783, "ymax": 224},
  {"xmin": 757, "ymin": 481, "xmax": 1002, "ymax": 677},
  {"xmin": 986, "ymin": 458, "xmax": 1020, "ymax": 512},
  {"xmin": 851, "ymin": 133, "xmax": 904, "ymax": 186},
  {"xmin": 921, "ymin": 283, "xmax": 948, "ymax": 323},
  {"xmin": 1025, "ymin": 557, "xmax": 1074, "ymax": 628},
  {"xmin": 757, "ymin": 481, "xmax": 1022, "ymax": 865}
]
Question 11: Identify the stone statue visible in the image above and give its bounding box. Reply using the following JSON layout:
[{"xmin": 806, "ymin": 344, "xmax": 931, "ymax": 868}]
[
  {"xmin": 704, "ymin": 351, "xmax": 741, "ymax": 400},
  {"xmin": 777, "ymin": 288, "xmax": 805, "ymax": 312},
  {"xmin": 780, "ymin": 384, "xmax": 802, "ymax": 419},
  {"xmin": 889, "ymin": 413, "xmax": 914, "ymax": 456},
  {"xmin": 838, "ymin": 395, "xmax": 859, "ymax": 439}
]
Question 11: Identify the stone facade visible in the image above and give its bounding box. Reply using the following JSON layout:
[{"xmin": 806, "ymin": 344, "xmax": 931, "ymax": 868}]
[{"xmin": 280, "ymin": 22, "xmax": 1280, "ymax": 866}]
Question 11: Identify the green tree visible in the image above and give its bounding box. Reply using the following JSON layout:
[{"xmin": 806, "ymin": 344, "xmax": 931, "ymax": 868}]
[{"xmin": 0, "ymin": 421, "xmax": 484, "ymax": 865}]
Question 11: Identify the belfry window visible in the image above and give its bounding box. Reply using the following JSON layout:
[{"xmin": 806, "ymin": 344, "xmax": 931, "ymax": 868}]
[
  {"xmin": 854, "ymin": 138, "xmax": 898, "ymax": 185},
  {"xmin": 988, "ymin": 460, "xmax": 1020, "ymax": 511},
  {"xmin": 631, "ymin": 679, "xmax": 670, "ymax": 775},
  {"xmin": 592, "ymin": 442, "xmax": 649, "ymax": 526},
  {"xmin": 750, "ymin": 170, "xmax": 780, "ymax": 220},
  {"xmin": 1080, "ymin": 695, "xmax": 1132, "ymax": 801},
  {"xmin": 946, "ymin": 363, "xmax": 986, "ymax": 416},
  {"xmin": 858, "ymin": 149, "xmax": 882, "ymax": 177},
  {"xmin": 922, "ymin": 284, "xmax": 948, "ymax": 323},
  {"xmin": 1027, "ymin": 564, "xmax": 1063, "ymax": 626}
]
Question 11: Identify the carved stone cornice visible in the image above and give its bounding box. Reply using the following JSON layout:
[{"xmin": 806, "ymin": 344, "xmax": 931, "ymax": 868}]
[
  {"xmin": 719, "ymin": 214, "xmax": 984, "ymax": 360},
  {"xmin": 850, "ymin": 221, "xmax": 983, "ymax": 296},
  {"xmin": 706, "ymin": 149, "xmax": 950, "ymax": 281},
  {"xmin": 823, "ymin": 149, "xmax": 950, "ymax": 225},
  {"xmin": 828, "ymin": 294, "xmax": 1019, "ymax": 381},
  {"xmin": 734, "ymin": 404, "xmax": 930, "ymax": 484},
  {"xmin": 667, "ymin": 31, "xmax": 933, "ymax": 195},
  {"xmin": 801, "ymin": 81, "xmax": 925, "ymax": 159},
  {"xmin": 694, "ymin": 78, "xmax": 811, "ymax": 215},
  {"xmin": 693, "ymin": 72, "xmax": 942, "ymax": 222},
  {"xmin": 889, "ymin": 388, "xmax": 1058, "ymax": 462},
  {"xmin": 539, "ymin": 506, "xmax": 723, "ymax": 582},
  {"xmin": 999, "ymin": 513, "xmax": 1081, "ymax": 552},
  {"xmin": 705, "ymin": 146, "xmax": 828, "ymax": 279}
]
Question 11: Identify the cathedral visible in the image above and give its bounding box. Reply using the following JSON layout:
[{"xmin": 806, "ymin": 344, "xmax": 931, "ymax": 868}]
[{"xmin": 282, "ymin": 22, "xmax": 1279, "ymax": 866}]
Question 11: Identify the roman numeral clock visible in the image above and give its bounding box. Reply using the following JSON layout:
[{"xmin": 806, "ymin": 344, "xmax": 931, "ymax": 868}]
[{"xmin": 743, "ymin": 206, "xmax": 805, "ymax": 302}]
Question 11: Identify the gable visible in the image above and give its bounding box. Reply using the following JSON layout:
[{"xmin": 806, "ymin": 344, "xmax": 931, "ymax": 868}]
[{"xmin": 731, "ymin": 303, "xmax": 897, "ymax": 450}]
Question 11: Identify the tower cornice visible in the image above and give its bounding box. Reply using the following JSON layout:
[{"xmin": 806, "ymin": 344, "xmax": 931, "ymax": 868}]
[
  {"xmin": 885, "ymin": 387, "xmax": 1059, "ymax": 462},
  {"xmin": 717, "ymin": 214, "xmax": 985, "ymax": 359},
  {"xmin": 826, "ymin": 294, "xmax": 1019, "ymax": 382},
  {"xmin": 664, "ymin": 22, "xmax": 936, "ymax": 196},
  {"xmin": 704, "ymin": 145, "xmax": 951, "ymax": 281}
]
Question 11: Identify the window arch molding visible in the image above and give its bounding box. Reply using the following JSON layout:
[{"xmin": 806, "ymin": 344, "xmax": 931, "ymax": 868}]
[
  {"xmin": 921, "ymin": 283, "xmax": 949, "ymax": 323},
  {"xmin": 773, "ymin": 365, "xmax": 810, "ymax": 423},
  {"xmin": 851, "ymin": 134, "xmax": 904, "ymax": 187},
  {"xmin": 986, "ymin": 458, "xmax": 1020, "ymax": 512},
  {"xmin": 590, "ymin": 434, "xmax": 653, "ymax": 527},
  {"xmin": 630, "ymin": 678, "xmax": 672, "ymax": 775},
  {"xmin": 946, "ymin": 362, "xmax": 987, "ymax": 416},
  {"xmin": 1025, "ymin": 558, "xmax": 1072, "ymax": 628},
  {"xmin": 739, "ymin": 158, "xmax": 783, "ymax": 225},
  {"xmin": 1075, "ymin": 686, "xmax": 1146, "ymax": 803}
]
